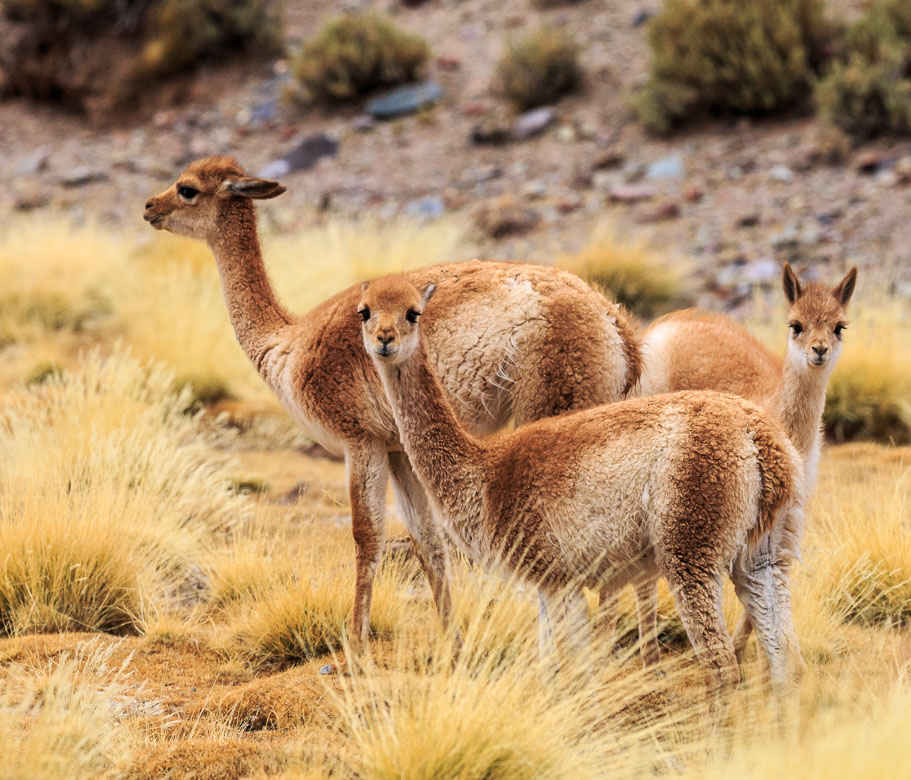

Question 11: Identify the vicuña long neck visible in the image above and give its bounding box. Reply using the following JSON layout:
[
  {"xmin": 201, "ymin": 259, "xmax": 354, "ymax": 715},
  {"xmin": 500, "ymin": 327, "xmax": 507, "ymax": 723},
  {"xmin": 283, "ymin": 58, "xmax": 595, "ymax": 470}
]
[
  {"xmin": 773, "ymin": 359, "xmax": 830, "ymax": 463},
  {"xmin": 375, "ymin": 342, "xmax": 488, "ymax": 528},
  {"xmin": 208, "ymin": 200, "xmax": 291, "ymax": 371}
]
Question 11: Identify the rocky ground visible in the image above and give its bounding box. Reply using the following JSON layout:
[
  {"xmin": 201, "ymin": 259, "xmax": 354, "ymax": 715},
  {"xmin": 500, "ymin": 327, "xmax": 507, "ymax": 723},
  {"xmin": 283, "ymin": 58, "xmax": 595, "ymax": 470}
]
[{"xmin": 1, "ymin": 0, "xmax": 909, "ymax": 307}]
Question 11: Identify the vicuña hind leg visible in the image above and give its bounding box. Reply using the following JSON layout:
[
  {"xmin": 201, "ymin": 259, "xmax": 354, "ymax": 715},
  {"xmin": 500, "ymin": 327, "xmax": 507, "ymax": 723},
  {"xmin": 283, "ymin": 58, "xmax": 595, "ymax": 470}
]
[
  {"xmin": 538, "ymin": 588, "xmax": 592, "ymax": 677},
  {"xmin": 634, "ymin": 580, "xmax": 661, "ymax": 667},
  {"xmin": 387, "ymin": 451, "xmax": 459, "ymax": 651},
  {"xmin": 663, "ymin": 561, "xmax": 739, "ymax": 698}
]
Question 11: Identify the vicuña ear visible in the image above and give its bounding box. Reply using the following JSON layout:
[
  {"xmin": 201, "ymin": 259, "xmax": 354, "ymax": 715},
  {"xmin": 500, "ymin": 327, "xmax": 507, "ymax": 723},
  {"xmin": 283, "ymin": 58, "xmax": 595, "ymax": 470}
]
[
  {"xmin": 362, "ymin": 281, "xmax": 371, "ymax": 294},
  {"xmin": 832, "ymin": 266, "xmax": 858, "ymax": 307},
  {"xmin": 420, "ymin": 282, "xmax": 437, "ymax": 307},
  {"xmin": 222, "ymin": 177, "xmax": 287, "ymax": 200},
  {"xmin": 782, "ymin": 263, "xmax": 803, "ymax": 304}
]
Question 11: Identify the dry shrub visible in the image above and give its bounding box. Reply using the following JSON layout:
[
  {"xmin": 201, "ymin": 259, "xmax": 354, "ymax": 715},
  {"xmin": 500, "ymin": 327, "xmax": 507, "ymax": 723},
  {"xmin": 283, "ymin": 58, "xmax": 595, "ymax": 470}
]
[
  {"xmin": 0, "ymin": 641, "xmax": 133, "ymax": 778},
  {"xmin": 126, "ymin": 738, "xmax": 286, "ymax": 780},
  {"xmin": 496, "ymin": 26, "xmax": 582, "ymax": 110},
  {"xmin": 558, "ymin": 224, "xmax": 688, "ymax": 317},
  {"xmin": 637, "ymin": 0, "xmax": 830, "ymax": 133},
  {"xmin": 0, "ymin": 349, "xmax": 248, "ymax": 635},
  {"xmin": 292, "ymin": 13, "xmax": 429, "ymax": 102},
  {"xmin": 816, "ymin": 0, "xmax": 911, "ymax": 137},
  {"xmin": 0, "ymin": 0, "xmax": 281, "ymax": 115}
]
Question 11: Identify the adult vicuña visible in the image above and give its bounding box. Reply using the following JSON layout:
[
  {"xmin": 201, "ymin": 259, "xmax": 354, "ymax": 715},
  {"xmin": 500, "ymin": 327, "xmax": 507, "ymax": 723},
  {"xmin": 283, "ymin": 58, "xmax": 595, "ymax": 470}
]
[
  {"xmin": 143, "ymin": 155, "xmax": 640, "ymax": 665},
  {"xmin": 612, "ymin": 263, "xmax": 856, "ymax": 668},
  {"xmin": 358, "ymin": 275, "xmax": 805, "ymax": 693}
]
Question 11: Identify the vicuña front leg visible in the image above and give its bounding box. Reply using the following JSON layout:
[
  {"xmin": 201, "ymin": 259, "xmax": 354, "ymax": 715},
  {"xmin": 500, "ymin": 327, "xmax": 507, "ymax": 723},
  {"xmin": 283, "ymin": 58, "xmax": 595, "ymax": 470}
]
[
  {"xmin": 387, "ymin": 451, "xmax": 458, "ymax": 647},
  {"xmin": 634, "ymin": 580, "xmax": 661, "ymax": 667},
  {"xmin": 346, "ymin": 440, "xmax": 390, "ymax": 671}
]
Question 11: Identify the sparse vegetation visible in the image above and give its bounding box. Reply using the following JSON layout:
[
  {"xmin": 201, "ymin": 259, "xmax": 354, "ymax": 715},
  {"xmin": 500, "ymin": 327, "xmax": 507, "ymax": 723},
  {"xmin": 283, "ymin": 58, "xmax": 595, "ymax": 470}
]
[
  {"xmin": 815, "ymin": 0, "xmax": 911, "ymax": 137},
  {"xmin": 292, "ymin": 13, "xmax": 429, "ymax": 102},
  {"xmin": 637, "ymin": 0, "xmax": 830, "ymax": 133},
  {"xmin": 497, "ymin": 26, "xmax": 582, "ymax": 110},
  {"xmin": 0, "ymin": 0, "xmax": 281, "ymax": 114},
  {"xmin": 558, "ymin": 224, "xmax": 688, "ymax": 317}
]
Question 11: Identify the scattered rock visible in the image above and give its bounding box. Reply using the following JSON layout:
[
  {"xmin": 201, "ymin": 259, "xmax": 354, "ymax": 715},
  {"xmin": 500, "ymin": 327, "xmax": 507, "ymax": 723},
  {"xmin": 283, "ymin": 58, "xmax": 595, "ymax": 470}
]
[
  {"xmin": 855, "ymin": 150, "xmax": 886, "ymax": 174},
  {"xmin": 608, "ymin": 184, "xmax": 654, "ymax": 203},
  {"xmin": 470, "ymin": 118, "xmax": 511, "ymax": 146},
  {"xmin": 741, "ymin": 258, "xmax": 778, "ymax": 284},
  {"xmin": 556, "ymin": 124, "xmax": 576, "ymax": 143},
  {"xmin": 404, "ymin": 195, "xmax": 445, "ymax": 221},
  {"xmin": 737, "ymin": 213, "xmax": 761, "ymax": 228},
  {"xmin": 646, "ymin": 154, "xmax": 685, "ymax": 180},
  {"xmin": 789, "ymin": 143, "xmax": 820, "ymax": 172},
  {"xmin": 352, "ymin": 114, "xmax": 377, "ymax": 133},
  {"xmin": 769, "ymin": 165, "xmax": 794, "ymax": 183},
  {"xmin": 285, "ymin": 134, "xmax": 338, "ymax": 173},
  {"xmin": 895, "ymin": 156, "xmax": 911, "ymax": 185},
  {"xmin": 60, "ymin": 166, "xmax": 107, "ymax": 187},
  {"xmin": 462, "ymin": 164, "xmax": 502, "ymax": 185},
  {"xmin": 876, "ymin": 169, "xmax": 899, "ymax": 188},
  {"xmin": 632, "ymin": 8, "xmax": 654, "ymax": 27},
  {"xmin": 683, "ymin": 184, "xmax": 704, "ymax": 202},
  {"xmin": 521, "ymin": 180, "xmax": 548, "ymax": 199},
  {"xmin": 257, "ymin": 159, "xmax": 290, "ymax": 180},
  {"xmin": 474, "ymin": 195, "xmax": 540, "ymax": 238},
  {"xmin": 637, "ymin": 201, "xmax": 681, "ymax": 223},
  {"xmin": 366, "ymin": 81, "xmax": 442, "ymax": 119},
  {"xmin": 514, "ymin": 106, "xmax": 556, "ymax": 140},
  {"xmin": 15, "ymin": 147, "xmax": 50, "ymax": 176},
  {"xmin": 13, "ymin": 187, "xmax": 49, "ymax": 212},
  {"xmin": 591, "ymin": 148, "xmax": 625, "ymax": 170},
  {"xmin": 770, "ymin": 226, "xmax": 798, "ymax": 250},
  {"xmin": 437, "ymin": 55, "xmax": 461, "ymax": 70}
]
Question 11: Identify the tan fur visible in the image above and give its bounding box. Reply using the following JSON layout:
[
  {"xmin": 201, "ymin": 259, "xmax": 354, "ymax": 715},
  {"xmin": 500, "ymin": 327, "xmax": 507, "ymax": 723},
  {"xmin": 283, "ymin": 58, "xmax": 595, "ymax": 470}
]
[
  {"xmin": 143, "ymin": 156, "xmax": 641, "ymax": 663},
  {"xmin": 359, "ymin": 277, "xmax": 805, "ymax": 695},
  {"xmin": 625, "ymin": 264, "xmax": 856, "ymax": 671}
]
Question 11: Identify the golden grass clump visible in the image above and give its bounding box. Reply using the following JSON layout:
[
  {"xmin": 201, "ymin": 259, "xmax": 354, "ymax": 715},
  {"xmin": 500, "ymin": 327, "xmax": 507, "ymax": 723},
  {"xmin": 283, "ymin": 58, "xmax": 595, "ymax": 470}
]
[
  {"xmin": 292, "ymin": 13, "xmax": 429, "ymax": 102},
  {"xmin": 0, "ymin": 349, "xmax": 249, "ymax": 635},
  {"xmin": 558, "ymin": 224, "xmax": 688, "ymax": 317},
  {"xmin": 496, "ymin": 26, "xmax": 582, "ymax": 110},
  {"xmin": 0, "ymin": 641, "xmax": 133, "ymax": 778}
]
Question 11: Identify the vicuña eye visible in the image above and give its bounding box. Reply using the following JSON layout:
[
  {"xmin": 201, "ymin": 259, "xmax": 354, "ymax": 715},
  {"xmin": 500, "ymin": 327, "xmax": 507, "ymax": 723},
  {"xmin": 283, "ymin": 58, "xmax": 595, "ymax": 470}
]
[
  {"xmin": 834, "ymin": 324, "xmax": 846, "ymax": 339},
  {"xmin": 405, "ymin": 310, "xmax": 420, "ymax": 324},
  {"xmin": 789, "ymin": 323, "xmax": 803, "ymax": 336},
  {"xmin": 359, "ymin": 307, "xmax": 371, "ymax": 322},
  {"xmin": 178, "ymin": 186, "xmax": 199, "ymax": 200}
]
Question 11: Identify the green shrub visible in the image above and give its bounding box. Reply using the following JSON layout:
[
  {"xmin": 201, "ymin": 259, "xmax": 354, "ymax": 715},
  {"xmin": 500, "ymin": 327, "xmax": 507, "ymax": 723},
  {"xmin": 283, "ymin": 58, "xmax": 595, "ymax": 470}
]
[
  {"xmin": 0, "ymin": 0, "xmax": 282, "ymax": 114},
  {"xmin": 637, "ymin": 0, "xmax": 830, "ymax": 133},
  {"xmin": 292, "ymin": 13, "xmax": 429, "ymax": 102},
  {"xmin": 496, "ymin": 26, "xmax": 582, "ymax": 110},
  {"xmin": 815, "ymin": 0, "xmax": 911, "ymax": 138}
]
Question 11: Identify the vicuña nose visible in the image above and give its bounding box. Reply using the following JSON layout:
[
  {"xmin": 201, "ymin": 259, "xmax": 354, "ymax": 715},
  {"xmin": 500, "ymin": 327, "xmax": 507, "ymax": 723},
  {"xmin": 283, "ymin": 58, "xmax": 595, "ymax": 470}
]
[
  {"xmin": 377, "ymin": 330, "xmax": 394, "ymax": 345},
  {"xmin": 145, "ymin": 201, "xmax": 153, "ymax": 210},
  {"xmin": 812, "ymin": 344, "xmax": 828, "ymax": 356}
]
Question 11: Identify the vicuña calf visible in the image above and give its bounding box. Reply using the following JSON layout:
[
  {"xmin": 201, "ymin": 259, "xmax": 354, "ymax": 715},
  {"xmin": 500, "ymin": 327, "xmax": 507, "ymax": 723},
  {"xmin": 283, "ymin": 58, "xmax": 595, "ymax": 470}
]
[{"xmin": 359, "ymin": 276, "xmax": 805, "ymax": 693}]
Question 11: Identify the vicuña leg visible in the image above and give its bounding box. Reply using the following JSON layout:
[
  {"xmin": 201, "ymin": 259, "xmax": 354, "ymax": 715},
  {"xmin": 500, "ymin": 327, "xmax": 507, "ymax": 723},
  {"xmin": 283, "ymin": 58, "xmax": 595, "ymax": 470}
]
[
  {"xmin": 634, "ymin": 579, "xmax": 662, "ymax": 667},
  {"xmin": 346, "ymin": 440, "xmax": 390, "ymax": 667},
  {"xmin": 387, "ymin": 451, "xmax": 458, "ymax": 638},
  {"xmin": 538, "ymin": 587, "xmax": 592, "ymax": 676},
  {"xmin": 596, "ymin": 587, "xmax": 619, "ymax": 654}
]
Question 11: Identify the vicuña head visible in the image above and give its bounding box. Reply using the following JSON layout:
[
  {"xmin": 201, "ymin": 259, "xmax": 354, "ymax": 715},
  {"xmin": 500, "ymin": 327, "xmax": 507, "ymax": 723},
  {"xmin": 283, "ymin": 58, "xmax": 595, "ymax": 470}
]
[
  {"xmin": 143, "ymin": 155, "xmax": 285, "ymax": 241},
  {"xmin": 782, "ymin": 262, "xmax": 857, "ymax": 373},
  {"xmin": 358, "ymin": 277, "xmax": 437, "ymax": 363}
]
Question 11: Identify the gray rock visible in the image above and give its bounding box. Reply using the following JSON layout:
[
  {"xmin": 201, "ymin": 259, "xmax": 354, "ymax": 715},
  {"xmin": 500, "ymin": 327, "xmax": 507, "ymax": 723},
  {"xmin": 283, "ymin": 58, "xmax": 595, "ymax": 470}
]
[
  {"xmin": 284, "ymin": 134, "xmax": 338, "ymax": 173},
  {"xmin": 608, "ymin": 184, "xmax": 655, "ymax": 203},
  {"xmin": 404, "ymin": 196, "xmax": 445, "ymax": 221},
  {"xmin": 61, "ymin": 167, "xmax": 108, "ymax": 187},
  {"xmin": 514, "ymin": 106, "xmax": 556, "ymax": 140},
  {"xmin": 769, "ymin": 165, "xmax": 794, "ymax": 183},
  {"xmin": 522, "ymin": 180, "xmax": 548, "ymax": 199},
  {"xmin": 367, "ymin": 81, "xmax": 443, "ymax": 119},
  {"xmin": 15, "ymin": 147, "xmax": 50, "ymax": 176},
  {"xmin": 352, "ymin": 114, "xmax": 377, "ymax": 133},
  {"xmin": 462, "ymin": 164, "xmax": 502, "ymax": 185},
  {"xmin": 257, "ymin": 159, "xmax": 291, "ymax": 179},
  {"xmin": 770, "ymin": 227, "xmax": 799, "ymax": 250},
  {"xmin": 646, "ymin": 154, "xmax": 685, "ymax": 180},
  {"xmin": 741, "ymin": 258, "xmax": 778, "ymax": 284}
]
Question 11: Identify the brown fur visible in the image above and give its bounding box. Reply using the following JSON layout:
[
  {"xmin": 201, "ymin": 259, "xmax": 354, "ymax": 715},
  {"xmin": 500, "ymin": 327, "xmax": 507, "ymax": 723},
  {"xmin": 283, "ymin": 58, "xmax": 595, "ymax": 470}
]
[
  {"xmin": 143, "ymin": 156, "xmax": 641, "ymax": 663},
  {"xmin": 626, "ymin": 264, "xmax": 856, "ymax": 672},
  {"xmin": 360, "ymin": 277, "xmax": 804, "ymax": 695}
]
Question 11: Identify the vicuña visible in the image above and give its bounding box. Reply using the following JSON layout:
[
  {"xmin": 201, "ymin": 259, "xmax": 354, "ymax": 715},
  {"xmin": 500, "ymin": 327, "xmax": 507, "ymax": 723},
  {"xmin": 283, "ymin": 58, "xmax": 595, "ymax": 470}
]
[
  {"xmin": 359, "ymin": 275, "xmax": 805, "ymax": 694},
  {"xmin": 143, "ymin": 156, "xmax": 640, "ymax": 665}
]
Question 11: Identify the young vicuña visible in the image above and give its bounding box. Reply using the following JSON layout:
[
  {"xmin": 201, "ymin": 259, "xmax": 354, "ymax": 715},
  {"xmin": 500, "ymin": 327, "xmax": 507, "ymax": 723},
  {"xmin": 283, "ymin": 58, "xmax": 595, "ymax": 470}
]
[
  {"xmin": 614, "ymin": 263, "xmax": 856, "ymax": 668},
  {"xmin": 143, "ymin": 155, "xmax": 640, "ymax": 665},
  {"xmin": 358, "ymin": 275, "xmax": 805, "ymax": 693}
]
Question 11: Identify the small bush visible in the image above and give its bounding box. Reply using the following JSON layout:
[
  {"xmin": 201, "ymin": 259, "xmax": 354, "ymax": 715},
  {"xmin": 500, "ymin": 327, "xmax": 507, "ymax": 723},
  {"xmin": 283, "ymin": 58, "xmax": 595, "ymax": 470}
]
[
  {"xmin": 0, "ymin": 0, "xmax": 282, "ymax": 115},
  {"xmin": 558, "ymin": 225, "xmax": 688, "ymax": 317},
  {"xmin": 815, "ymin": 0, "xmax": 911, "ymax": 138},
  {"xmin": 292, "ymin": 13, "xmax": 429, "ymax": 102},
  {"xmin": 497, "ymin": 26, "xmax": 582, "ymax": 110},
  {"xmin": 637, "ymin": 0, "xmax": 830, "ymax": 133}
]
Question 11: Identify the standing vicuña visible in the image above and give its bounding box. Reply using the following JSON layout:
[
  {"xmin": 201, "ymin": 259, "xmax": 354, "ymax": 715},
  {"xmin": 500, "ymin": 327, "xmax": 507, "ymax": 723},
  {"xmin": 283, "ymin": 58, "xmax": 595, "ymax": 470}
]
[
  {"xmin": 143, "ymin": 156, "xmax": 640, "ymax": 666},
  {"xmin": 610, "ymin": 264, "xmax": 856, "ymax": 669},
  {"xmin": 358, "ymin": 276, "xmax": 805, "ymax": 694}
]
